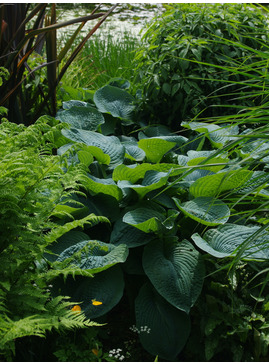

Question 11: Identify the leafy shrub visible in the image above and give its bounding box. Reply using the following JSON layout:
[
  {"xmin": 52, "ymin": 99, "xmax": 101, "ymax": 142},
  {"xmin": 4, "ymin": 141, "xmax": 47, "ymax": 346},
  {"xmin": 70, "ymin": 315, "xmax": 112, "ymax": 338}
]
[
  {"xmin": 133, "ymin": 3, "xmax": 269, "ymax": 130},
  {"xmin": 41, "ymin": 79, "xmax": 269, "ymax": 360},
  {"xmin": 0, "ymin": 116, "xmax": 105, "ymax": 360}
]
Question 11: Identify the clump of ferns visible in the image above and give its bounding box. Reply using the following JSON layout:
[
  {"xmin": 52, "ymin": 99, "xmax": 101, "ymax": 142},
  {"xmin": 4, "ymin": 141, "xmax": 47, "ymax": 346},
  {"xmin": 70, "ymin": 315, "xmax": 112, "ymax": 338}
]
[{"xmin": 0, "ymin": 117, "xmax": 100, "ymax": 360}]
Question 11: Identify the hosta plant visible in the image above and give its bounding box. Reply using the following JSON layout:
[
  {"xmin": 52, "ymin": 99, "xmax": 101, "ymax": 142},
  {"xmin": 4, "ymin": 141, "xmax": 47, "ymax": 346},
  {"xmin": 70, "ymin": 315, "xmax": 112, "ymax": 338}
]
[{"xmin": 40, "ymin": 80, "xmax": 269, "ymax": 360}]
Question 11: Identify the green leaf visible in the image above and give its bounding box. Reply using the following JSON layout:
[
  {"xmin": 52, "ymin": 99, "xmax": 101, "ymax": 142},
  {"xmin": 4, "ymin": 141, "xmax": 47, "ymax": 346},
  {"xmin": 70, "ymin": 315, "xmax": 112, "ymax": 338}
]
[
  {"xmin": 56, "ymin": 105, "xmax": 105, "ymax": 131},
  {"xmin": 135, "ymin": 282, "xmax": 191, "ymax": 361},
  {"xmin": 123, "ymin": 207, "xmax": 166, "ymax": 234},
  {"xmin": 173, "ymin": 197, "xmax": 230, "ymax": 226},
  {"xmin": 143, "ymin": 238, "xmax": 205, "ymax": 313},
  {"xmin": 113, "ymin": 163, "xmax": 181, "ymax": 184},
  {"xmin": 182, "ymin": 121, "xmax": 239, "ymax": 148},
  {"xmin": 54, "ymin": 240, "xmax": 129, "ymax": 273},
  {"xmin": 84, "ymin": 174, "xmax": 123, "ymax": 201},
  {"xmin": 190, "ymin": 169, "xmax": 253, "ymax": 198},
  {"xmin": 118, "ymin": 170, "xmax": 171, "ymax": 199},
  {"xmin": 122, "ymin": 141, "xmax": 146, "ymax": 161},
  {"xmin": 191, "ymin": 224, "xmax": 269, "ymax": 259},
  {"xmin": 53, "ymin": 265, "xmax": 124, "ymax": 319},
  {"xmin": 61, "ymin": 128, "xmax": 125, "ymax": 167},
  {"xmin": 93, "ymin": 85, "xmax": 135, "ymax": 121},
  {"xmin": 110, "ymin": 219, "xmax": 155, "ymax": 248},
  {"xmin": 138, "ymin": 135, "xmax": 187, "ymax": 163}
]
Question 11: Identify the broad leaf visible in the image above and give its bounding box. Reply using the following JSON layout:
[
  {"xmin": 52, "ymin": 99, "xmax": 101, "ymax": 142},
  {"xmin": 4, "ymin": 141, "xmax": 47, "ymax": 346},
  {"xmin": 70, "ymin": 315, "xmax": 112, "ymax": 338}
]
[
  {"xmin": 56, "ymin": 105, "xmax": 104, "ymax": 131},
  {"xmin": 182, "ymin": 121, "xmax": 238, "ymax": 148},
  {"xmin": 93, "ymin": 85, "xmax": 135, "ymax": 121},
  {"xmin": 135, "ymin": 282, "xmax": 191, "ymax": 361},
  {"xmin": 190, "ymin": 169, "xmax": 253, "ymax": 198},
  {"xmin": 143, "ymin": 238, "xmax": 205, "ymax": 313},
  {"xmin": 123, "ymin": 207, "xmax": 165, "ymax": 234},
  {"xmin": 173, "ymin": 197, "xmax": 230, "ymax": 226},
  {"xmin": 118, "ymin": 170, "xmax": 171, "ymax": 199},
  {"xmin": 62, "ymin": 128, "xmax": 125, "ymax": 167},
  {"xmin": 113, "ymin": 163, "xmax": 182, "ymax": 184},
  {"xmin": 53, "ymin": 266, "xmax": 124, "ymax": 319},
  {"xmin": 192, "ymin": 224, "xmax": 269, "ymax": 259},
  {"xmin": 138, "ymin": 135, "xmax": 187, "ymax": 163},
  {"xmin": 110, "ymin": 219, "xmax": 155, "ymax": 248},
  {"xmin": 85, "ymin": 174, "xmax": 123, "ymax": 201}
]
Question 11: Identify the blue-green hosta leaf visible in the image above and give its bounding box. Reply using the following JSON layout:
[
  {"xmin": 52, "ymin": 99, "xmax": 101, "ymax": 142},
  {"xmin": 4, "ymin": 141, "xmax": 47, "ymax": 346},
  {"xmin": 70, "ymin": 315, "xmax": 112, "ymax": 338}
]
[
  {"xmin": 190, "ymin": 169, "xmax": 253, "ymax": 198},
  {"xmin": 240, "ymin": 138, "xmax": 269, "ymax": 161},
  {"xmin": 173, "ymin": 197, "xmax": 230, "ymax": 226},
  {"xmin": 143, "ymin": 238, "xmax": 205, "ymax": 313},
  {"xmin": 236, "ymin": 171, "xmax": 269, "ymax": 196},
  {"xmin": 118, "ymin": 170, "xmax": 171, "ymax": 199},
  {"xmin": 84, "ymin": 174, "xmax": 122, "ymax": 201},
  {"xmin": 135, "ymin": 282, "xmax": 191, "ymax": 361},
  {"xmin": 93, "ymin": 85, "xmax": 135, "ymax": 121},
  {"xmin": 45, "ymin": 230, "xmax": 90, "ymax": 262},
  {"xmin": 138, "ymin": 135, "xmax": 187, "ymax": 163},
  {"xmin": 181, "ymin": 121, "xmax": 239, "ymax": 148},
  {"xmin": 122, "ymin": 141, "xmax": 146, "ymax": 161},
  {"xmin": 62, "ymin": 100, "xmax": 90, "ymax": 109},
  {"xmin": 110, "ymin": 219, "xmax": 155, "ymax": 248},
  {"xmin": 191, "ymin": 224, "xmax": 269, "ymax": 259},
  {"xmin": 186, "ymin": 150, "xmax": 229, "ymax": 173},
  {"xmin": 61, "ymin": 128, "xmax": 124, "ymax": 167},
  {"xmin": 113, "ymin": 163, "xmax": 182, "ymax": 184},
  {"xmin": 55, "ymin": 240, "xmax": 128, "ymax": 273},
  {"xmin": 56, "ymin": 105, "xmax": 104, "ymax": 131},
  {"xmin": 123, "ymin": 207, "xmax": 165, "ymax": 234},
  {"xmin": 53, "ymin": 265, "xmax": 124, "ymax": 319}
]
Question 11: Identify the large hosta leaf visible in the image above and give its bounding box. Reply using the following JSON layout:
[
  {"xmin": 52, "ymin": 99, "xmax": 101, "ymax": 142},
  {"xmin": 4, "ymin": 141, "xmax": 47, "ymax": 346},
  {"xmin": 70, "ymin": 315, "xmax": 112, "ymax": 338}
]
[
  {"xmin": 113, "ymin": 163, "xmax": 182, "ymax": 184},
  {"xmin": 182, "ymin": 121, "xmax": 238, "ymax": 148},
  {"xmin": 110, "ymin": 219, "xmax": 155, "ymax": 248},
  {"xmin": 118, "ymin": 170, "xmax": 171, "ymax": 199},
  {"xmin": 138, "ymin": 135, "xmax": 187, "ymax": 163},
  {"xmin": 191, "ymin": 224, "xmax": 269, "ymax": 259},
  {"xmin": 52, "ymin": 266, "xmax": 124, "ymax": 319},
  {"xmin": 143, "ymin": 238, "xmax": 205, "ymax": 313},
  {"xmin": 84, "ymin": 174, "xmax": 122, "ymax": 201},
  {"xmin": 123, "ymin": 207, "xmax": 166, "ymax": 234},
  {"xmin": 190, "ymin": 169, "xmax": 253, "ymax": 198},
  {"xmin": 122, "ymin": 141, "xmax": 146, "ymax": 161},
  {"xmin": 56, "ymin": 105, "xmax": 104, "ymax": 131},
  {"xmin": 93, "ymin": 85, "xmax": 135, "ymax": 121},
  {"xmin": 61, "ymin": 128, "xmax": 125, "ymax": 167},
  {"xmin": 135, "ymin": 282, "xmax": 191, "ymax": 361},
  {"xmin": 173, "ymin": 197, "xmax": 230, "ymax": 226}
]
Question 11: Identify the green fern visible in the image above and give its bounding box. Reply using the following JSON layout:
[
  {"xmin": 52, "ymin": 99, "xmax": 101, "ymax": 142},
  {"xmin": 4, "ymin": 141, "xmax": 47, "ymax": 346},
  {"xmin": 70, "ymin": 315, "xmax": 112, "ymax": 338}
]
[{"xmin": 0, "ymin": 117, "xmax": 105, "ymax": 360}]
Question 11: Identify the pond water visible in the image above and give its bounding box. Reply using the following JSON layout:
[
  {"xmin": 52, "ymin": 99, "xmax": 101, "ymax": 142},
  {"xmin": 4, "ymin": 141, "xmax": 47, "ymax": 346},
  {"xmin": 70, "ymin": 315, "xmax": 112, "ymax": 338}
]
[{"xmin": 56, "ymin": 3, "xmax": 165, "ymax": 40}]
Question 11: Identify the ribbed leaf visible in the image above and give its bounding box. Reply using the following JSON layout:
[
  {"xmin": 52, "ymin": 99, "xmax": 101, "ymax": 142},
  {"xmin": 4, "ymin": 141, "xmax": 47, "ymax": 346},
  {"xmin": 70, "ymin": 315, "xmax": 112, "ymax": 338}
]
[
  {"xmin": 135, "ymin": 282, "xmax": 191, "ymax": 361},
  {"xmin": 122, "ymin": 141, "xmax": 146, "ymax": 161},
  {"xmin": 55, "ymin": 240, "xmax": 128, "ymax": 273},
  {"xmin": 143, "ymin": 238, "xmax": 205, "ymax": 313},
  {"xmin": 138, "ymin": 135, "xmax": 187, "ymax": 163},
  {"xmin": 93, "ymin": 85, "xmax": 135, "ymax": 121},
  {"xmin": 53, "ymin": 266, "xmax": 124, "ymax": 319},
  {"xmin": 182, "ymin": 121, "xmax": 239, "ymax": 148},
  {"xmin": 110, "ymin": 219, "xmax": 155, "ymax": 248},
  {"xmin": 173, "ymin": 197, "xmax": 230, "ymax": 226},
  {"xmin": 123, "ymin": 207, "xmax": 165, "ymax": 234},
  {"xmin": 190, "ymin": 169, "xmax": 253, "ymax": 198},
  {"xmin": 84, "ymin": 174, "xmax": 122, "ymax": 201},
  {"xmin": 56, "ymin": 105, "xmax": 104, "ymax": 131},
  {"xmin": 61, "ymin": 128, "xmax": 125, "ymax": 167},
  {"xmin": 113, "ymin": 163, "xmax": 182, "ymax": 184},
  {"xmin": 118, "ymin": 170, "xmax": 171, "ymax": 199},
  {"xmin": 192, "ymin": 224, "xmax": 269, "ymax": 259}
]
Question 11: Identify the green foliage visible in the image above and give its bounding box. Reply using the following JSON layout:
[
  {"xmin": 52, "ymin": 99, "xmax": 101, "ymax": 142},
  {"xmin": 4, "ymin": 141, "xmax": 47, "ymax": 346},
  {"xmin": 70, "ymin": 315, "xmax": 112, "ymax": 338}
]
[
  {"xmin": 43, "ymin": 79, "xmax": 269, "ymax": 360},
  {"xmin": 133, "ymin": 3, "xmax": 269, "ymax": 130},
  {"xmin": 0, "ymin": 116, "xmax": 104, "ymax": 360}
]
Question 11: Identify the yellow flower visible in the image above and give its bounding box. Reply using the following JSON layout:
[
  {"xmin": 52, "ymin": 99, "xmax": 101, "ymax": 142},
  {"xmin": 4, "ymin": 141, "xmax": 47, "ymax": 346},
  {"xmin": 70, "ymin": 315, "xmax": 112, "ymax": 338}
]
[
  {"xmin": 92, "ymin": 348, "xmax": 99, "ymax": 356},
  {"xmin": 71, "ymin": 305, "xmax": 82, "ymax": 313},
  {"xmin": 92, "ymin": 299, "xmax": 103, "ymax": 306}
]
